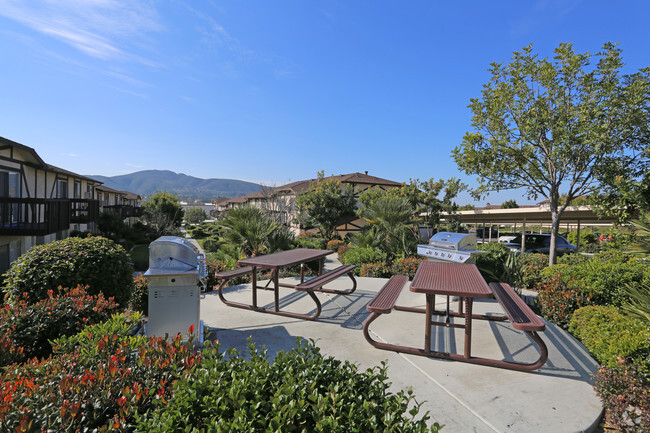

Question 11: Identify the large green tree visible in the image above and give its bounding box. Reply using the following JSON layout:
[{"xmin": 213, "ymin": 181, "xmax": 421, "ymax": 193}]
[
  {"xmin": 296, "ymin": 172, "xmax": 356, "ymax": 240},
  {"xmin": 143, "ymin": 191, "xmax": 184, "ymax": 235},
  {"xmin": 453, "ymin": 42, "xmax": 650, "ymax": 264}
]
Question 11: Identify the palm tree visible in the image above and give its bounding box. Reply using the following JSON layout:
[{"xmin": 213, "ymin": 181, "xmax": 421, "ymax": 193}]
[
  {"xmin": 623, "ymin": 218, "xmax": 650, "ymax": 325},
  {"xmin": 221, "ymin": 206, "xmax": 276, "ymax": 257},
  {"xmin": 358, "ymin": 195, "xmax": 417, "ymax": 261}
]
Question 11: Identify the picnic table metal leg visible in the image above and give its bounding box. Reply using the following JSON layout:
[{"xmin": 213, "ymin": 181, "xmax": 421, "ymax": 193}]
[
  {"xmin": 425, "ymin": 293, "xmax": 433, "ymax": 353},
  {"xmin": 251, "ymin": 266, "xmax": 258, "ymax": 308},
  {"xmin": 273, "ymin": 269, "xmax": 280, "ymax": 312},
  {"xmin": 464, "ymin": 298, "xmax": 473, "ymax": 359}
]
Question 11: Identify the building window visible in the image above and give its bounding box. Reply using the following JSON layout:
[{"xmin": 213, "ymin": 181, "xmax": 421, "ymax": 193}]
[
  {"xmin": 87, "ymin": 184, "xmax": 95, "ymax": 199},
  {"xmin": 74, "ymin": 181, "xmax": 81, "ymax": 199},
  {"xmin": 56, "ymin": 179, "xmax": 68, "ymax": 198}
]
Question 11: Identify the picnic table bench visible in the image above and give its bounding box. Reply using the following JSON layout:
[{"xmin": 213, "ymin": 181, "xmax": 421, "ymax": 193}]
[
  {"xmin": 215, "ymin": 249, "xmax": 356, "ymax": 320},
  {"xmin": 363, "ymin": 262, "xmax": 548, "ymax": 372}
]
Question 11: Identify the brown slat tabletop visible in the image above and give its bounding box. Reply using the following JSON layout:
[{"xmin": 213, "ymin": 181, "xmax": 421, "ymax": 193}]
[
  {"xmin": 238, "ymin": 248, "xmax": 333, "ymax": 268},
  {"xmin": 410, "ymin": 261, "xmax": 492, "ymax": 298}
]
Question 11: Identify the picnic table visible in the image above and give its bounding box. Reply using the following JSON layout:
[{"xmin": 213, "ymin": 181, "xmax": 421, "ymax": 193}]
[
  {"xmin": 363, "ymin": 261, "xmax": 548, "ymax": 371},
  {"xmin": 215, "ymin": 248, "xmax": 356, "ymax": 320}
]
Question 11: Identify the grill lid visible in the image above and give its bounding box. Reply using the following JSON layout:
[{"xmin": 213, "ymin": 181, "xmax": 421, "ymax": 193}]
[
  {"xmin": 145, "ymin": 236, "xmax": 207, "ymax": 277},
  {"xmin": 428, "ymin": 232, "xmax": 477, "ymax": 251}
]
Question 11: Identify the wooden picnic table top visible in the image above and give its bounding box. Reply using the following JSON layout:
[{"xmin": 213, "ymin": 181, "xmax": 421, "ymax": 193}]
[
  {"xmin": 238, "ymin": 248, "xmax": 333, "ymax": 269},
  {"xmin": 410, "ymin": 261, "xmax": 493, "ymax": 298}
]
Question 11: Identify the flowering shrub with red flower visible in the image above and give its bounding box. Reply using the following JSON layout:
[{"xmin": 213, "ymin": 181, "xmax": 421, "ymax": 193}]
[
  {"xmin": 0, "ymin": 285, "xmax": 118, "ymax": 367},
  {"xmin": 594, "ymin": 359, "xmax": 650, "ymax": 432},
  {"xmin": 536, "ymin": 273, "xmax": 592, "ymax": 328},
  {"xmin": 0, "ymin": 315, "xmax": 198, "ymax": 432}
]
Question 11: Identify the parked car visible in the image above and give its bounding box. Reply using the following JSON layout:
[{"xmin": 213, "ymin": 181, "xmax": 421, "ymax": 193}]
[{"xmin": 504, "ymin": 233, "xmax": 577, "ymax": 255}]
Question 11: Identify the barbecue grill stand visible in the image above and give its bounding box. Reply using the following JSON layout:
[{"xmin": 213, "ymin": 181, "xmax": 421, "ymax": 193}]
[{"xmin": 144, "ymin": 236, "xmax": 207, "ymax": 343}]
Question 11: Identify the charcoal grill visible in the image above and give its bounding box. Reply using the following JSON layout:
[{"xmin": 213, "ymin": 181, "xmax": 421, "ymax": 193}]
[
  {"xmin": 144, "ymin": 236, "xmax": 207, "ymax": 341},
  {"xmin": 417, "ymin": 232, "xmax": 485, "ymax": 264}
]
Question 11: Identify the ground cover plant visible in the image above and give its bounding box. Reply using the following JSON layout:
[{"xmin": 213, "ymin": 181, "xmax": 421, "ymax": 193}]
[
  {"xmin": 137, "ymin": 339, "xmax": 442, "ymax": 432},
  {"xmin": 0, "ymin": 314, "xmax": 443, "ymax": 432}
]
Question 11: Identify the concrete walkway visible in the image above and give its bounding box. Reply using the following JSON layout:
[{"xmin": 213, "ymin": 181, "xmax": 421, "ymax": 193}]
[{"xmin": 200, "ymin": 256, "xmax": 603, "ymax": 432}]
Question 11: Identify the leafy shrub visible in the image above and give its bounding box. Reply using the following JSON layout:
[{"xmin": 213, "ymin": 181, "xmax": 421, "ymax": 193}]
[
  {"xmin": 536, "ymin": 273, "xmax": 592, "ymax": 328},
  {"xmin": 560, "ymin": 258, "xmax": 650, "ymax": 307},
  {"xmin": 518, "ymin": 253, "xmax": 550, "ymax": 290},
  {"xmin": 294, "ymin": 233, "xmax": 326, "ymax": 249},
  {"xmin": 557, "ymin": 253, "xmax": 589, "ymax": 266},
  {"xmin": 4, "ymin": 236, "xmax": 134, "ymax": 308},
  {"xmin": 129, "ymin": 275, "xmax": 149, "ymax": 315},
  {"xmin": 360, "ymin": 262, "xmax": 391, "ymax": 278},
  {"xmin": 470, "ymin": 244, "xmax": 522, "ymax": 289},
  {"xmin": 0, "ymin": 286, "xmax": 119, "ymax": 367},
  {"xmin": 340, "ymin": 246, "xmax": 387, "ymax": 275},
  {"xmin": 0, "ymin": 321, "xmax": 198, "ymax": 432},
  {"xmin": 337, "ymin": 243, "xmax": 351, "ymax": 262},
  {"xmin": 136, "ymin": 340, "xmax": 442, "ymax": 432},
  {"xmin": 594, "ymin": 360, "xmax": 650, "ymax": 432},
  {"xmin": 203, "ymin": 257, "xmax": 250, "ymax": 292},
  {"xmin": 569, "ymin": 306, "xmax": 650, "ymax": 367},
  {"xmin": 391, "ymin": 256, "xmax": 426, "ymax": 278},
  {"xmin": 327, "ymin": 239, "xmax": 345, "ymax": 251},
  {"xmin": 566, "ymin": 231, "xmax": 598, "ymax": 247},
  {"xmin": 201, "ymin": 235, "xmax": 221, "ymax": 253},
  {"xmin": 267, "ymin": 228, "xmax": 295, "ymax": 253}
]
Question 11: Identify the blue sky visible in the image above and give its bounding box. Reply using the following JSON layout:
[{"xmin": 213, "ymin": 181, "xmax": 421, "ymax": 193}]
[{"xmin": 0, "ymin": 0, "xmax": 648, "ymax": 205}]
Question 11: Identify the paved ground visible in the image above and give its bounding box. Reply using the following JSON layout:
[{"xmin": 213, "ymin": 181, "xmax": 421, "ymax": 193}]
[{"xmin": 200, "ymin": 256, "xmax": 603, "ymax": 433}]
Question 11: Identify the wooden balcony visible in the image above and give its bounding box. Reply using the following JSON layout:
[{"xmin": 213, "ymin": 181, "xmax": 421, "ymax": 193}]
[
  {"xmin": 70, "ymin": 199, "xmax": 100, "ymax": 224},
  {"xmin": 0, "ymin": 198, "xmax": 71, "ymax": 236}
]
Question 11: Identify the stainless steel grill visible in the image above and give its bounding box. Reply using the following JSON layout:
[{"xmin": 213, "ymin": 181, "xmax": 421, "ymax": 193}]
[
  {"xmin": 417, "ymin": 232, "xmax": 485, "ymax": 264},
  {"xmin": 144, "ymin": 236, "xmax": 207, "ymax": 342}
]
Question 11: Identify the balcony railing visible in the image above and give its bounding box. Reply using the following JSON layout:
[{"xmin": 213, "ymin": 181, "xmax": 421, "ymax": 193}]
[
  {"xmin": 103, "ymin": 205, "xmax": 144, "ymax": 218},
  {"xmin": 0, "ymin": 198, "xmax": 71, "ymax": 236},
  {"xmin": 70, "ymin": 199, "xmax": 100, "ymax": 224}
]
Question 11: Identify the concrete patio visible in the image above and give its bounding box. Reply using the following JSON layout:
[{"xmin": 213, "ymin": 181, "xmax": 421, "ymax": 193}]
[{"xmin": 200, "ymin": 256, "xmax": 603, "ymax": 433}]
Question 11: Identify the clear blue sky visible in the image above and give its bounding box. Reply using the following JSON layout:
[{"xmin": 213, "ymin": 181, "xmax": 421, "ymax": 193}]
[{"xmin": 1, "ymin": 1, "xmax": 648, "ymax": 205}]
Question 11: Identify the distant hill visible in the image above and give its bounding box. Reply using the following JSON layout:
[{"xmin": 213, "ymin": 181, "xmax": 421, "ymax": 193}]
[{"xmin": 87, "ymin": 170, "xmax": 262, "ymax": 203}]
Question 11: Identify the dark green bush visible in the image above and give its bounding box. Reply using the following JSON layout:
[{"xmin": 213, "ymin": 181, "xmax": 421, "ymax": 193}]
[
  {"xmin": 569, "ymin": 306, "xmax": 650, "ymax": 367},
  {"xmin": 594, "ymin": 361, "xmax": 650, "ymax": 432},
  {"xmin": 0, "ymin": 286, "xmax": 119, "ymax": 367},
  {"xmin": 518, "ymin": 253, "xmax": 550, "ymax": 290},
  {"xmin": 476, "ymin": 242, "xmax": 511, "ymax": 283},
  {"xmin": 546, "ymin": 257, "xmax": 650, "ymax": 308},
  {"xmin": 340, "ymin": 246, "xmax": 387, "ymax": 275},
  {"xmin": 566, "ymin": 231, "xmax": 598, "ymax": 247},
  {"xmin": 295, "ymin": 233, "xmax": 327, "ymax": 249},
  {"xmin": 201, "ymin": 235, "xmax": 222, "ymax": 253},
  {"xmin": 3, "ymin": 236, "xmax": 134, "ymax": 307},
  {"xmin": 128, "ymin": 275, "xmax": 149, "ymax": 315},
  {"xmin": 136, "ymin": 340, "xmax": 442, "ymax": 432}
]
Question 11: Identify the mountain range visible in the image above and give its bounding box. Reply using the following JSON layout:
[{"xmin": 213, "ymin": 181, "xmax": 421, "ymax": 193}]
[{"xmin": 87, "ymin": 170, "xmax": 262, "ymax": 203}]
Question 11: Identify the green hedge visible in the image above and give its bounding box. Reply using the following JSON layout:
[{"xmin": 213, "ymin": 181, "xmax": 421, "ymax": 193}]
[
  {"xmin": 569, "ymin": 306, "xmax": 650, "ymax": 367},
  {"xmin": 340, "ymin": 246, "xmax": 387, "ymax": 275},
  {"xmin": 137, "ymin": 340, "xmax": 442, "ymax": 432},
  {"xmin": 295, "ymin": 234, "xmax": 327, "ymax": 249},
  {"xmin": 3, "ymin": 236, "xmax": 134, "ymax": 308}
]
